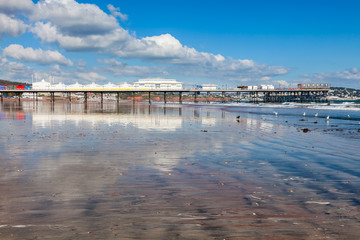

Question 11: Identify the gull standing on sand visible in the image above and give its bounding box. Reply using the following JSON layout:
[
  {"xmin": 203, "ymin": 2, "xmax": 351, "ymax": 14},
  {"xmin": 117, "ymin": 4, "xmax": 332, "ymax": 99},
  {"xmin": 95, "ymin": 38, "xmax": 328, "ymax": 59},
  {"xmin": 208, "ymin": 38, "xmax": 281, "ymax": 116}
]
[
  {"xmin": 326, "ymin": 116, "xmax": 330, "ymax": 121},
  {"xmin": 315, "ymin": 113, "xmax": 318, "ymax": 117},
  {"xmin": 303, "ymin": 112, "xmax": 306, "ymax": 117},
  {"xmin": 274, "ymin": 112, "xmax": 278, "ymax": 116}
]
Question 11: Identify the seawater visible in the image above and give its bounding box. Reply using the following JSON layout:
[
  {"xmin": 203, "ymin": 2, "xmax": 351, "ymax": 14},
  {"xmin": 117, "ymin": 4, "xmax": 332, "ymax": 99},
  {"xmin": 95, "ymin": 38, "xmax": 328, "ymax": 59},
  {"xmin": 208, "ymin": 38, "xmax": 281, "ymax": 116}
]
[{"xmin": 0, "ymin": 101, "xmax": 359, "ymax": 239}]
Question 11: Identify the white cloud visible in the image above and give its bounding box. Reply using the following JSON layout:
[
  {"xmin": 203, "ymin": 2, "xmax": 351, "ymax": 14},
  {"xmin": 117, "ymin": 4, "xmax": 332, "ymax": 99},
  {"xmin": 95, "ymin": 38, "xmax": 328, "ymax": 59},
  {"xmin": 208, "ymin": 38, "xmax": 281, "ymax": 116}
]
[
  {"xmin": 31, "ymin": 0, "xmax": 119, "ymax": 36},
  {"xmin": 112, "ymin": 33, "xmax": 289, "ymax": 79},
  {"xmin": 260, "ymin": 76, "xmax": 271, "ymax": 81},
  {"xmin": 0, "ymin": 57, "xmax": 33, "ymax": 81},
  {"xmin": 274, "ymin": 80, "xmax": 291, "ymax": 88},
  {"xmin": 0, "ymin": 0, "xmax": 34, "ymax": 14},
  {"xmin": 3, "ymin": 44, "xmax": 73, "ymax": 66},
  {"xmin": 114, "ymin": 34, "xmax": 226, "ymax": 64},
  {"xmin": 107, "ymin": 4, "xmax": 128, "ymax": 21},
  {"xmin": 31, "ymin": 21, "xmax": 130, "ymax": 51},
  {"xmin": 76, "ymin": 72, "xmax": 107, "ymax": 82},
  {"xmin": 0, "ymin": 13, "xmax": 27, "ymax": 38},
  {"xmin": 98, "ymin": 58, "xmax": 167, "ymax": 77}
]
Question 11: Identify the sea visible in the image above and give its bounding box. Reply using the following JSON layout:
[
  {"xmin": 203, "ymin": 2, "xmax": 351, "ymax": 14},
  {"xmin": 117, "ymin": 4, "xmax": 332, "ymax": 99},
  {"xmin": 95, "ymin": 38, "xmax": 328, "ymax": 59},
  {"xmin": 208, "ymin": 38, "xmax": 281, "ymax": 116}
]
[{"xmin": 0, "ymin": 100, "xmax": 359, "ymax": 239}]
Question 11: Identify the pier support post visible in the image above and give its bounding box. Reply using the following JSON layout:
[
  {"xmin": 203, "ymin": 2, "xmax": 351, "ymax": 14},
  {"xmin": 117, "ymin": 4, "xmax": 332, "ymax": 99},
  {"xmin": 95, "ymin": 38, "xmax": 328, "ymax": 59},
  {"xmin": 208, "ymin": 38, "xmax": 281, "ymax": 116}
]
[
  {"xmin": 148, "ymin": 92, "xmax": 151, "ymax": 104},
  {"xmin": 132, "ymin": 92, "xmax": 135, "ymax": 104},
  {"xmin": 68, "ymin": 92, "xmax": 71, "ymax": 102},
  {"xmin": 1, "ymin": 93, "xmax": 3, "ymax": 103},
  {"xmin": 194, "ymin": 91, "xmax": 198, "ymax": 103},
  {"xmin": 50, "ymin": 92, "xmax": 55, "ymax": 103},
  {"xmin": 100, "ymin": 92, "xmax": 103, "ymax": 105},
  {"xmin": 84, "ymin": 92, "xmax": 87, "ymax": 104},
  {"xmin": 222, "ymin": 92, "xmax": 225, "ymax": 103},
  {"xmin": 207, "ymin": 92, "xmax": 210, "ymax": 103},
  {"xmin": 117, "ymin": 92, "xmax": 120, "ymax": 104},
  {"xmin": 164, "ymin": 92, "xmax": 167, "ymax": 104},
  {"xmin": 179, "ymin": 92, "xmax": 182, "ymax": 104},
  {"xmin": 18, "ymin": 93, "xmax": 21, "ymax": 103}
]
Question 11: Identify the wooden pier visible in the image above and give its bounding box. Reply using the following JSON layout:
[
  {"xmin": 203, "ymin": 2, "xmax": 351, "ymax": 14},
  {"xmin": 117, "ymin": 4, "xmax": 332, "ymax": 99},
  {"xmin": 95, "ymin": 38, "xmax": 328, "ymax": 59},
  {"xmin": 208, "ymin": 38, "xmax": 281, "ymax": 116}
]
[{"xmin": 0, "ymin": 88, "xmax": 330, "ymax": 104}]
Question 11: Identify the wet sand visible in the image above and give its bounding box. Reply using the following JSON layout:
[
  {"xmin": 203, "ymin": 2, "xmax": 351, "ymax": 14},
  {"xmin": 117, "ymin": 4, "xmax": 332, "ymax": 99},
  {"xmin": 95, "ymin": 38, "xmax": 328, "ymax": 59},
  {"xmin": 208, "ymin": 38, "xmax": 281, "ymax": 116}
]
[{"xmin": 0, "ymin": 101, "xmax": 359, "ymax": 239}]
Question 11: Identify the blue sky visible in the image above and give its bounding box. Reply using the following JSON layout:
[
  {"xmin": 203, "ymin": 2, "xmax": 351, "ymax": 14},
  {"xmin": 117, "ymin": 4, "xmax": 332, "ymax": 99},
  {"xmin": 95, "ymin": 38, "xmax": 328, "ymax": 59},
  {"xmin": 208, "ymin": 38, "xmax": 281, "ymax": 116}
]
[{"xmin": 0, "ymin": 0, "xmax": 359, "ymax": 88}]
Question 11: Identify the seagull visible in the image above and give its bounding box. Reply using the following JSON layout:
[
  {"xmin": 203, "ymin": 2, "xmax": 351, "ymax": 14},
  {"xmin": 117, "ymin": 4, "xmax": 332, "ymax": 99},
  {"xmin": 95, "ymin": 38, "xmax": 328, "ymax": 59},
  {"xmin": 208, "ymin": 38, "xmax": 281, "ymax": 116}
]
[
  {"xmin": 236, "ymin": 116, "xmax": 240, "ymax": 119},
  {"xmin": 303, "ymin": 112, "xmax": 306, "ymax": 117},
  {"xmin": 315, "ymin": 113, "xmax": 318, "ymax": 117},
  {"xmin": 326, "ymin": 115, "xmax": 330, "ymax": 121},
  {"xmin": 274, "ymin": 112, "xmax": 278, "ymax": 116},
  {"xmin": 348, "ymin": 114, "xmax": 350, "ymax": 118}
]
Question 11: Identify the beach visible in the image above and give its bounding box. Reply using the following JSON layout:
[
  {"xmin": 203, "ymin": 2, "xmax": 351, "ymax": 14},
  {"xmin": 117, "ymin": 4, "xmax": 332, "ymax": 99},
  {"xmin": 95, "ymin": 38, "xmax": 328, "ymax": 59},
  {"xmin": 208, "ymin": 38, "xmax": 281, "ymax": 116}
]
[{"xmin": 0, "ymin": 101, "xmax": 359, "ymax": 239}]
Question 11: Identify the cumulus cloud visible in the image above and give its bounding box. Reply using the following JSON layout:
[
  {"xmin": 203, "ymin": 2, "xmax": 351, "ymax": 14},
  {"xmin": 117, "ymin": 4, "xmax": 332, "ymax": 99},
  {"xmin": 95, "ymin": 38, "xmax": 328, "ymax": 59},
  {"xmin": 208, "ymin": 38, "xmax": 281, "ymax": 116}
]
[
  {"xmin": 302, "ymin": 68, "xmax": 360, "ymax": 88},
  {"xmin": 0, "ymin": 57, "xmax": 33, "ymax": 81},
  {"xmin": 0, "ymin": 14, "xmax": 27, "ymax": 38},
  {"xmin": 107, "ymin": 4, "xmax": 128, "ymax": 21},
  {"xmin": 113, "ymin": 34, "xmax": 225, "ymax": 64},
  {"xmin": 31, "ymin": 21, "xmax": 130, "ymax": 51},
  {"xmin": 274, "ymin": 80, "xmax": 291, "ymax": 88},
  {"xmin": 31, "ymin": 0, "xmax": 119, "ymax": 36},
  {"xmin": 112, "ymin": 33, "xmax": 289, "ymax": 79},
  {"xmin": 98, "ymin": 58, "xmax": 167, "ymax": 77},
  {"xmin": 76, "ymin": 72, "xmax": 107, "ymax": 82},
  {"xmin": 3, "ymin": 44, "xmax": 73, "ymax": 66},
  {"xmin": 260, "ymin": 76, "xmax": 271, "ymax": 81},
  {"xmin": 0, "ymin": 0, "xmax": 34, "ymax": 14}
]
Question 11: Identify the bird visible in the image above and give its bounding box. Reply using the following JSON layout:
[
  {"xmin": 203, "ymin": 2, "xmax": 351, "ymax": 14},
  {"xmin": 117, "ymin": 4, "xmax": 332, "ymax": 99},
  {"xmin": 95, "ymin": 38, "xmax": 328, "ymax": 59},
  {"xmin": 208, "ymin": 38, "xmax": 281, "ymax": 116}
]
[
  {"xmin": 303, "ymin": 112, "xmax": 306, "ymax": 117},
  {"xmin": 315, "ymin": 113, "xmax": 318, "ymax": 117},
  {"xmin": 274, "ymin": 112, "xmax": 278, "ymax": 116},
  {"xmin": 326, "ymin": 115, "xmax": 330, "ymax": 121},
  {"xmin": 348, "ymin": 114, "xmax": 350, "ymax": 118},
  {"xmin": 236, "ymin": 115, "xmax": 240, "ymax": 119}
]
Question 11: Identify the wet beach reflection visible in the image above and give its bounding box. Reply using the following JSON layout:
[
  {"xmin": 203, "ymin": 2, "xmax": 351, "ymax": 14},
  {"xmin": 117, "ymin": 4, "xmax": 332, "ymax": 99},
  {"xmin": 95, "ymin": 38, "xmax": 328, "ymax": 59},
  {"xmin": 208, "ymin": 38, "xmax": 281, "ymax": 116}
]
[{"xmin": 0, "ymin": 101, "xmax": 360, "ymax": 239}]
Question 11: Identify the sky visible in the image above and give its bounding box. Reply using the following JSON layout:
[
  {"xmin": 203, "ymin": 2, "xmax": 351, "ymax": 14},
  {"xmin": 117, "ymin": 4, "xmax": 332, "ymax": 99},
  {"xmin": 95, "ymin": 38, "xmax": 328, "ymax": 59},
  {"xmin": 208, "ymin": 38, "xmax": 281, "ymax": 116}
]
[{"xmin": 0, "ymin": 0, "xmax": 359, "ymax": 88}]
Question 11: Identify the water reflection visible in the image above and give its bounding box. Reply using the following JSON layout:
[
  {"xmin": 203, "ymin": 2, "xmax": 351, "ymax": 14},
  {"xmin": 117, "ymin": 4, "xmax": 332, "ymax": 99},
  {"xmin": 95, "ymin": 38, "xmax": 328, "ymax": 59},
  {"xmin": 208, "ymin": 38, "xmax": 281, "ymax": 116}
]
[{"xmin": 1, "ymin": 101, "xmax": 360, "ymax": 239}]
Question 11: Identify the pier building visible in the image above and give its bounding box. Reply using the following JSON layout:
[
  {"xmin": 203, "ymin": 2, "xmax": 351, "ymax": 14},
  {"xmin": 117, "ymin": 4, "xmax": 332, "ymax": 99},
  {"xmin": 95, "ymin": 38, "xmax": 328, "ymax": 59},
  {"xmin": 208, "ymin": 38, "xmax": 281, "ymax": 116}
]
[{"xmin": 133, "ymin": 78, "xmax": 183, "ymax": 90}]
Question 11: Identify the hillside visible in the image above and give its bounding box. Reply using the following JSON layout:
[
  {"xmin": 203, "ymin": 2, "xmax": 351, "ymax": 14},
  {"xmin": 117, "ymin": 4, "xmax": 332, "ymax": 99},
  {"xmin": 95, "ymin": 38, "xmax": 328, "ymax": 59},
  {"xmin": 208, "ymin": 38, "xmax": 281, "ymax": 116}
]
[
  {"xmin": 0, "ymin": 79, "xmax": 31, "ymax": 86},
  {"xmin": 329, "ymin": 87, "xmax": 360, "ymax": 99}
]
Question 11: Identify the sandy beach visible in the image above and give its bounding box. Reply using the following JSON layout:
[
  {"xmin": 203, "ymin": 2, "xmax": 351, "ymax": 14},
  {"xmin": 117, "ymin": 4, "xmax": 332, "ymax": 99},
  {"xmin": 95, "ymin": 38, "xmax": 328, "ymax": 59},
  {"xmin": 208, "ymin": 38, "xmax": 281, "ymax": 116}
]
[{"xmin": 0, "ymin": 101, "xmax": 359, "ymax": 239}]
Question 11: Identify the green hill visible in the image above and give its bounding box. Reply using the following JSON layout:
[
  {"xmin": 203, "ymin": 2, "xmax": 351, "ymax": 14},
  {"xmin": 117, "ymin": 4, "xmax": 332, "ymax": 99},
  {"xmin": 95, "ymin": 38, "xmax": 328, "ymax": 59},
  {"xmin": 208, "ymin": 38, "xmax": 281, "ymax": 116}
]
[{"xmin": 0, "ymin": 79, "xmax": 31, "ymax": 86}]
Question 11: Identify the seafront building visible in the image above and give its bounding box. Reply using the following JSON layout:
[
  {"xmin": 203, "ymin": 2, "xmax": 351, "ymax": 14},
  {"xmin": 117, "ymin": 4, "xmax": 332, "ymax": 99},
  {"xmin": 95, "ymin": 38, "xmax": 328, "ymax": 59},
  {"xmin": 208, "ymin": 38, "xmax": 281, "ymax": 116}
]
[
  {"xmin": 133, "ymin": 78, "xmax": 183, "ymax": 90},
  {"xmin": 31, "ymin": 78, "xmax": 183, "ymax": 90},
  {"xmin": 201, "ymin": 84, "xmax": 218, "ymax": 90},
  {"xmin": 32, "ymin": 79, "xmax": 51, "ymax": 89}
]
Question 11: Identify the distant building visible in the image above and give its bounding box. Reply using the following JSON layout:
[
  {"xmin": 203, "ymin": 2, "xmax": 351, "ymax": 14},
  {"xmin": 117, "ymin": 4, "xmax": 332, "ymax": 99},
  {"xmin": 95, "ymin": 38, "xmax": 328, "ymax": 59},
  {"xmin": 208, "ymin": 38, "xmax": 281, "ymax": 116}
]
[
  {"xmin": 133, "ymin": 78, "xmax": 182, "ymax": 90},
  {"xmin": 83, "ymin": 82, "xmax": 103, "ymax": 90},
  {"xmin": 201, "ymin": 84, "xmax": 218, "ymax": 90},
  {"xmin": 103, "ymin": 82, "xmax": 118, "ymax": 90},
  {"xmin": 68, "ymin": 82, "xmax": 84, "ymax": 90},
  {"xmin": 118, "ymin": 82, "xmax": 133, "ymax": 89},
  {"xmin": 51, "ymin": 82, "xmax": 67, "ymax": 90},
  {"xmin": 260, "ymin": 85, "xmax": 275, "ymax": 90},
  {"xmin": 32, "ymin": 79, "xmax": 51, "ymax": 90}
]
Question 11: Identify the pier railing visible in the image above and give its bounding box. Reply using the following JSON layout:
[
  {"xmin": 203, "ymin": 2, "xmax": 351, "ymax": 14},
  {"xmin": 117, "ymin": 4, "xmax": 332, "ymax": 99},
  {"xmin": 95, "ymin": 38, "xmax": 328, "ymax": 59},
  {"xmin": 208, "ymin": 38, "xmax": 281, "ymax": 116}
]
[{"xmin": 0, "ymin": 88, "xmax": 330, "ymax": 104}]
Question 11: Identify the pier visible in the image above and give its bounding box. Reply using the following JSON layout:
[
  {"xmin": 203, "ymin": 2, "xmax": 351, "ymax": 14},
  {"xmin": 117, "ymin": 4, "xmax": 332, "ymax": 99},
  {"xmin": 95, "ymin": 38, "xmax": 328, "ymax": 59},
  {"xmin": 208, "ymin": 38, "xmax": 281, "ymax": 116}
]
[{"xmin": 0, "ymin": 88, "xmax": 329, "ymax": 104}]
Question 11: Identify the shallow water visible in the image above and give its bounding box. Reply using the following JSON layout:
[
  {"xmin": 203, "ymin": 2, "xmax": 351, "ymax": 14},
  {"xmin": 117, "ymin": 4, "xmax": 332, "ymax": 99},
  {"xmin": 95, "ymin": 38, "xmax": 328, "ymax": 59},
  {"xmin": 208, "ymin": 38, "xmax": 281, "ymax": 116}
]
[{"xmin": 0, "ymin": 101, "xmax": 360, "ymax": 239}]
